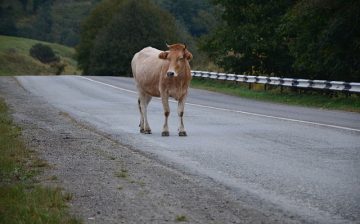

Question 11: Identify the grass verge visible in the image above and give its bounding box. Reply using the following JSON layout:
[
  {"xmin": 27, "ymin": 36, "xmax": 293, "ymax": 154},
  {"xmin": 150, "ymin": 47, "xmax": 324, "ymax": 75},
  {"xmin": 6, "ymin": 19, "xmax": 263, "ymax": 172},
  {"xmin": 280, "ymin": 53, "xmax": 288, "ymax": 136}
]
[
  {"xmin": 0, "ymin": 98, "xmax": 81, "ymax": 224},
  {"xmin": 191, "ymin": 78, "xmax": 360, "ymax": 112}
]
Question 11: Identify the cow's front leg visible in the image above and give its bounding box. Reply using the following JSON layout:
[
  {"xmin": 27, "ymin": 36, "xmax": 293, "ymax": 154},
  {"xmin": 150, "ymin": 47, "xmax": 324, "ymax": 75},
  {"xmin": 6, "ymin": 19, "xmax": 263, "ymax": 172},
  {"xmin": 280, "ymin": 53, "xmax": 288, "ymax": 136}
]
[
  {"xmin": 178, "ymin": 97, "xmax": 187, "ymax": 136},
  {"xmin": 161, "ymin": 94, "xmax": 170, "ymax": 136},
  {"xmin": 139, "ymin": 94, "xmax": 152, "ymax": 134}
]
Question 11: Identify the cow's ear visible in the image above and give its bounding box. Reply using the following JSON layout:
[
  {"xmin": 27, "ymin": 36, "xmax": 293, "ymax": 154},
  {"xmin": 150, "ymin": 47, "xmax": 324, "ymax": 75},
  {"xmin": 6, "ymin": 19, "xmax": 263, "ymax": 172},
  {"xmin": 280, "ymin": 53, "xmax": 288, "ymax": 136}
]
[
  {"xmin": 184, "ymin": 49, "xmax": 193, "ymax": 61},
  {"xmin": 159, "ymin": 51, "xmax": 168, "ymax": 59}
]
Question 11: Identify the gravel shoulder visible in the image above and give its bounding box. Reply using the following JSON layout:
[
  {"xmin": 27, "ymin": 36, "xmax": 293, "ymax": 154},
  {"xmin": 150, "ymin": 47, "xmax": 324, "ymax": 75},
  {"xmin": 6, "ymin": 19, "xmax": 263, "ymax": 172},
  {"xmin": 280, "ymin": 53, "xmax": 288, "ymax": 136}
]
[{"xmin": 0, "ymin": 77, "xmax": 300, "ymax": 224}]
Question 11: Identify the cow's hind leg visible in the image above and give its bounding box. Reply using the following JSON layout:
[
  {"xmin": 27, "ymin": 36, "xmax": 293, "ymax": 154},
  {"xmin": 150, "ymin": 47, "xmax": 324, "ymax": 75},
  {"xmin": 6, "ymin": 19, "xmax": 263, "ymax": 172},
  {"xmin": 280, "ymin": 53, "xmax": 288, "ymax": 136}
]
[
  {"xmin": 161, "ymin": 94, "xmax": 170, "ymax": 136},
  {"xmin": 177, "ymin": 97, "xmax": 187, "ymax": 136},
  {"xmin": 138, "ymin": 98, "xmax": 145, "ymax": 133},
  {"xmin": 139, "ymin": 93, "xmax": 152, "ymax": 134}
]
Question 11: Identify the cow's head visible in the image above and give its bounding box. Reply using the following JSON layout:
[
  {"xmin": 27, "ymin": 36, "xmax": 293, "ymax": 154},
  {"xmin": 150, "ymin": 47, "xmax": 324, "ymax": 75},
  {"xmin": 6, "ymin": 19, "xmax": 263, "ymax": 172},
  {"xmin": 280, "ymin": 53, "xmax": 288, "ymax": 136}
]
[{"xmin": 159, "ymin": 43, "xmax": 192, "ymax": 77}]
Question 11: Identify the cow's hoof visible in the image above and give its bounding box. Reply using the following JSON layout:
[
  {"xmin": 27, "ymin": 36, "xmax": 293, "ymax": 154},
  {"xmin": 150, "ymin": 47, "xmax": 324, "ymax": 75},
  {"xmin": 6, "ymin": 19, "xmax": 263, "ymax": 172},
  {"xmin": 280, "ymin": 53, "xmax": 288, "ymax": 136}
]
[
  {"xmin": 143, "ymin": 130, "xmax": 152, "ymax": 134},
  {"xmin": 162, "ymin": 131, "xmax": 169, "ymax": 137},
  {"xmin": 140, "ymin": 129, "xmax": 145, "ymax": 133},
  {"xmin": 178, "ymin": 131, "xmax": 187, "ymax": 137}
]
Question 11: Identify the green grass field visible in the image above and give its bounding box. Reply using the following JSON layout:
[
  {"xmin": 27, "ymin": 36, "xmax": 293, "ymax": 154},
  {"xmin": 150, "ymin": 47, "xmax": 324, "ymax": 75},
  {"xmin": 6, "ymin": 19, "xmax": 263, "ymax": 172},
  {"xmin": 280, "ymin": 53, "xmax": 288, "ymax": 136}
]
[
  {"xmin": 191, "ymin": 78, "xmax": 360, "ymax": 112},
  {"xmin": 0, "ymin": 35, "xmax": 80, "ymax": 76},
  {"xmin": 0, "ymin": 98, "xmax": 81, "ymax": 223}
]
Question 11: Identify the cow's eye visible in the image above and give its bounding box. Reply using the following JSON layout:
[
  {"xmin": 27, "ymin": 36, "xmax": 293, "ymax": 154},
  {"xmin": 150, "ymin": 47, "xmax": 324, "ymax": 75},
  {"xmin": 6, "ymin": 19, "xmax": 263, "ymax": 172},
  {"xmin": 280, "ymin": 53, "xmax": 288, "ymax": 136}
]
[{"xmin": 178, "ymin": 57, "xmax": 184, "ymax": 61}]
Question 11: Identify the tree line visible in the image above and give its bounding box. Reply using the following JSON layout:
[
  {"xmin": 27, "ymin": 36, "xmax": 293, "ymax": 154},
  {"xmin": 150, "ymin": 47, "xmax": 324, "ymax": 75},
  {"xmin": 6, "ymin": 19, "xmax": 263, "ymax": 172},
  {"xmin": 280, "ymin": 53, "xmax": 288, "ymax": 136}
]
[
  {"xmin": 201, "ymin": 0, "xmax": 360, "ymax": 82},
  {"xmin": 78, "ymin": 0, "xmax": 359, "ymax": 81},
  {"xmin": 1, "ymin": 0, "xmax": 358, "ymax": 81}
]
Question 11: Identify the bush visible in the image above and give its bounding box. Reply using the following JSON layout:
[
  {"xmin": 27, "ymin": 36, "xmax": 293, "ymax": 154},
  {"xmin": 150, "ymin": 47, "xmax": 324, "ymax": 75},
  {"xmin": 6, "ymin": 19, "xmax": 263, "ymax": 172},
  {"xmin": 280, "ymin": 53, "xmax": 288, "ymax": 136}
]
[
  {"xmin": 50, "ymin": 61, "xmax": 67, "ymax": 75},
  {"xmin": 29, "ymin": 43, "xmax": 59, "ymax": 64}
]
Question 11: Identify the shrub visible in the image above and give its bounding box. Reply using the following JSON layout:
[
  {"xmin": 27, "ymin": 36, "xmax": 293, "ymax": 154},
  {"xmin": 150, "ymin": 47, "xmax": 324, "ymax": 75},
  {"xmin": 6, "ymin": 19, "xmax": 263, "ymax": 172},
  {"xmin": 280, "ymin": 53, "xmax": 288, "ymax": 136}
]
[
  {"xmin": 29, "ymin": 43, "xmax": 59, "ymax": 64},
  {"xmin": 50, "ymin": 61, "xmax": 67, "ymax": 75}
]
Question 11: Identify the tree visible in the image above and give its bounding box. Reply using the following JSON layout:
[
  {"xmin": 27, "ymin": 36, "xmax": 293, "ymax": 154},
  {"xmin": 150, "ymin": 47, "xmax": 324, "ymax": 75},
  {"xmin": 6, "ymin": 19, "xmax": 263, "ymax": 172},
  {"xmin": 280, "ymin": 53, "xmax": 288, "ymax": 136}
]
[
  {"xmin": 202, "ymin": 0, "xmax": 359, "ymax": 82},
  {"xmin": 154, "ymin": 0, "xmax": 219, "ymax": 37},
  {"xmin": 33, "ymin": 0, "xmax": 52, "ymax": 12},
  {"xmin": 29, "ymin": 0, "xmax": 53, "ymax": 41},
  {"xmin": 78, "ymin": 0, "xmax": 187, "ymax": 76},
  {"xmin": 201, "ymin": 0, "xmax": 294, "ymax": 76},
  {"xmin": 76, "ymin": 0, "xmax": 124, "ymax": 74},
  {"xmin": 280, "ymin": 0, "xmax": 360, "ymax": 81},
  {"xmin": 0, "ymin": 6, "xmax": 18, "ymax": 36}
]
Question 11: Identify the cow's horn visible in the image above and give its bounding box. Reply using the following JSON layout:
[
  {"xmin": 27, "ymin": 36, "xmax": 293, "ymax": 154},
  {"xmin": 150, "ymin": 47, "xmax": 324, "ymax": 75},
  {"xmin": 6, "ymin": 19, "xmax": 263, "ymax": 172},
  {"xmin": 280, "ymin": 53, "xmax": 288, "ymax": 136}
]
[
  {"xmin": 165, "ymin": 42, "xmax": 170, "ymax": 48},
  {"xmin": 184, "ymin": 43, "xmax": 187, "ymax": 49}
]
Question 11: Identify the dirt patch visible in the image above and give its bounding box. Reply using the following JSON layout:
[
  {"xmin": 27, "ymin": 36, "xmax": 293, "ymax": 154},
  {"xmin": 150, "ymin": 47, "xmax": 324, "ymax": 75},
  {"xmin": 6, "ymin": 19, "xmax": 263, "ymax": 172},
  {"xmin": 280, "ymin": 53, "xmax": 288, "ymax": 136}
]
[{"xmin": 0, "ymin": 77, "xmax": 297, "ymax": 224}]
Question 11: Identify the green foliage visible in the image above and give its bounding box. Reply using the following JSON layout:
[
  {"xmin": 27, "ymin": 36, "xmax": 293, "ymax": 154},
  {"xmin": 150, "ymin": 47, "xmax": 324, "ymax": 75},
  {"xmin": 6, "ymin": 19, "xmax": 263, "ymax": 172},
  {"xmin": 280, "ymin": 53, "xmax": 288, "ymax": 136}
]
[
  {"xmin": 1, "ymin": 0, "xmax": 215, "ymax": 71},
  {"xmin": 50, "ymin": 0, "xmax": 101, "ymax": 46},
  {"xmin": 201, "ymin": 0, "xmax": 294, "ymax": 76},
  {"xmin": 154, "ymin": 0, "xmax": 219, "ymax": 37},
  {"xmin": 0, "ymin": 0, "xmax": 99, "ymax": 46},
  {"xmin": 78, "ymin": 0, "xmax": 188, "ymax": 76},
  {"xmin": 76, "ymin": 0, "xmax": 124, "ymax": 74},
  {"xmin": 29, "ymin": 43, "xmax": 59, "ymax": 63},
  {"xmin": 280, "ymin": 0, "xmax": 360, "ymax": 81},
  {"xmin": 5, "ymin": 0, "xmax": 55, "ymax": 42},
  {"xmin": 0, "ymin": 6, "xmax": 18, "ymax": 36},
  {"xmin": 32, "ymin": 0, "xmax": 53, "ymax": 41},
  {"xmin": 202, "ymin": 0, "xmax": 360, "ymax": 82}
]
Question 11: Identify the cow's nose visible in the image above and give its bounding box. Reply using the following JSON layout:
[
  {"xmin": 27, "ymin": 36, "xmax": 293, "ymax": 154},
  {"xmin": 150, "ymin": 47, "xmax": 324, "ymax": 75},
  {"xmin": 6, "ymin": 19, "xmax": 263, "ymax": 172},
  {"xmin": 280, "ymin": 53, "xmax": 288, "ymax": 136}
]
[{"xmin": 167, "ymin": 71, "xmax": 175, "ymax": 77}]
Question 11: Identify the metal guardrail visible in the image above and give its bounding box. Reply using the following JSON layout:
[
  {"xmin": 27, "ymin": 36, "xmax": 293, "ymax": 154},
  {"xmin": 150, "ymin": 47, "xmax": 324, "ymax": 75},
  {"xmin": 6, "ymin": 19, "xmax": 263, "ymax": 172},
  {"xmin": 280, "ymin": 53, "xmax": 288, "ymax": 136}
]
[{"xmin": 191, "ymin": 70, "xmax": 360, "ymax": 93}]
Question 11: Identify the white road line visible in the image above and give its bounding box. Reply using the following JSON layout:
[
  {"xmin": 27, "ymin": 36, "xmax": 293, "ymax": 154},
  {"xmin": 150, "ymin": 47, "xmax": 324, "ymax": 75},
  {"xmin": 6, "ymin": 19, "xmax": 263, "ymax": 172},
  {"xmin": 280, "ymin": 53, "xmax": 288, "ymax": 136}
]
[
  {"xmin": 79, "ymin": 76, "xmax": 137, "ymax": 94},
  {"xmin": 78, "ymin": 76, "xmax": 360, "ymax": 133},
  {"xmin": 185, "ymin": 102, "xmax": 360, "ymax": 132}
]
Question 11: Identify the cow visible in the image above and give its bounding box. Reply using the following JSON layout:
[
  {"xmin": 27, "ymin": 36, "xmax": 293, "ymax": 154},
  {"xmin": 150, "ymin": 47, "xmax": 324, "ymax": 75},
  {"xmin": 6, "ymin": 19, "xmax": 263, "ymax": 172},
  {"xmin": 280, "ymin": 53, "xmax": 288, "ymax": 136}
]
[{"xmin": 131, "ymin": 43, "xmax": 193, "ymax": 136}]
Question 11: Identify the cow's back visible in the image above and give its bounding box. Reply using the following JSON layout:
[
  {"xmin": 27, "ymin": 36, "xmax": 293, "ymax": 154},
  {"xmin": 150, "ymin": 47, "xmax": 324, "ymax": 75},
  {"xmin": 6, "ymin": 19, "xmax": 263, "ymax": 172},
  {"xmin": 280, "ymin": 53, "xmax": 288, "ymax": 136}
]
[{"xmin": 132, "ymin": 47, "xmax": 164, "ymax": 96}]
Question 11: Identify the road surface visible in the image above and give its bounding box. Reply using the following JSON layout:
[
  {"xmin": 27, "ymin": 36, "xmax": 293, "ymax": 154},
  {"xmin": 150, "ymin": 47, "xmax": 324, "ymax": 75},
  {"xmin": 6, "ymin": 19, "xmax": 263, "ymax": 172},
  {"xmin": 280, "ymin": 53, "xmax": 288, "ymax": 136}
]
[{"xmin": 14, "ymin": 76, "xmax": 360, "ymax": 223}]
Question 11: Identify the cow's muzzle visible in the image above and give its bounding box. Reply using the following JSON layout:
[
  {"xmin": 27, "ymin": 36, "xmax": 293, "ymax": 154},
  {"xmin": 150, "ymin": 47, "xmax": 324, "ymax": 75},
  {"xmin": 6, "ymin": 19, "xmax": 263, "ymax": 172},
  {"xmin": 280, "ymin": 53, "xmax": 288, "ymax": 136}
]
[{"xmin": 167, "ymin": 71, "xmax": 175, "ymax": 77}]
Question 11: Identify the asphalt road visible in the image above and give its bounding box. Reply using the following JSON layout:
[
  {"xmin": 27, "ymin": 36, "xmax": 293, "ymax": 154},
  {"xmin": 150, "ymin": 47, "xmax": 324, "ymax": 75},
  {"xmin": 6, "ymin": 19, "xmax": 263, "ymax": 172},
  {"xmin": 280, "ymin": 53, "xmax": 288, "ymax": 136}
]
[{"xmin": 16, "ymin": 76, "xmax": 360, "ymax": 223}]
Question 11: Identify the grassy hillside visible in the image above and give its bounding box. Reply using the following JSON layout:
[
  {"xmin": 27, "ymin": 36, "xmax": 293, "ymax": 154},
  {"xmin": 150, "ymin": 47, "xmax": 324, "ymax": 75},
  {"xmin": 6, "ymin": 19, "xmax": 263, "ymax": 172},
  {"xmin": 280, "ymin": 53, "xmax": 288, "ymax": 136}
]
[{"xmin": 0, "ymin": 35, "xmax": 80, "ymax": 76}]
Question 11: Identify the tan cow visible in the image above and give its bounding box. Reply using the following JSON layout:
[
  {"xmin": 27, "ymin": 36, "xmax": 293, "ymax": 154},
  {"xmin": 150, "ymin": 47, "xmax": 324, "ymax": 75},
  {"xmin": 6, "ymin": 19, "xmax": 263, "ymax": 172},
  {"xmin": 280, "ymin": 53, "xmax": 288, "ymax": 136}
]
[{"xmin": 131, "ymin": 43, "xmax": 193, "ymax": 136}]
